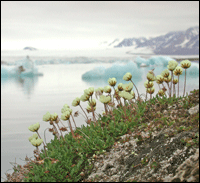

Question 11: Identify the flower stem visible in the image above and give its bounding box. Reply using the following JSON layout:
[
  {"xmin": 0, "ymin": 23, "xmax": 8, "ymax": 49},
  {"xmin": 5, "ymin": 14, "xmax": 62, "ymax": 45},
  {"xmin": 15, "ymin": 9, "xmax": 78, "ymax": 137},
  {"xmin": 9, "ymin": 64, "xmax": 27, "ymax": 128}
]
[
  {"xmin": 178, "ymin": 75, "xmax": 180, "ymax": 97},
  {"xmin": 183, "ymin": 69, "xmax": 187, "ymax": 97},
  {"xmin": 79, "ymin": 104, "xmax": 89, "ymax": 121},
  {"xmin": 68, "ymin": 118, "xmax": 75, "ymax": 139},
  {"xmin": 130, "ymin": 79, "xmax": 140, "ymax": 100}
]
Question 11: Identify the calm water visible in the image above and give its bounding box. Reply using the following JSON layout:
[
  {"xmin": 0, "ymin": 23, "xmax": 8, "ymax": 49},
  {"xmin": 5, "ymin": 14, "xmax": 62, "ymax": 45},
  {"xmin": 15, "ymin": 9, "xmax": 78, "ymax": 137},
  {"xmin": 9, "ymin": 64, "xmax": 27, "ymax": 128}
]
[{"xmin": 1, "ymin": 61, "xmax": 199, "ymax": 181}]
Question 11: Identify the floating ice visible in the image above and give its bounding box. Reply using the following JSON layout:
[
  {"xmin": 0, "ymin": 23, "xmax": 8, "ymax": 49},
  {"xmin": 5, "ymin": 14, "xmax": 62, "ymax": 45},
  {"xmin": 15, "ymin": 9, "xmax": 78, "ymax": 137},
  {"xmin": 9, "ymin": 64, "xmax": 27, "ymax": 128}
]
[
  {"xmin": 82, "ymin": 56, "xmax": 199, "ymax": 86},
  {"xmin": 1, "ymin": 56, "xmax": 43, "ymax": 78},
  {"xmin": 82, "ymin": 61, "xmax": 143, "ymax": 86}
]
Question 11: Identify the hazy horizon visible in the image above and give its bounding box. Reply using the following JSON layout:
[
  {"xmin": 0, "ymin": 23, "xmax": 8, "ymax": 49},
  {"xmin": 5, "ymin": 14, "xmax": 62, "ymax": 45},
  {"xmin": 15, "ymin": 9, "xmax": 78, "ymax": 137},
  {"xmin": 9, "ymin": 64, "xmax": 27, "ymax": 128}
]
[{"xmin": 1, "ymin": 1, "xmax": 199, "ymax": 50}]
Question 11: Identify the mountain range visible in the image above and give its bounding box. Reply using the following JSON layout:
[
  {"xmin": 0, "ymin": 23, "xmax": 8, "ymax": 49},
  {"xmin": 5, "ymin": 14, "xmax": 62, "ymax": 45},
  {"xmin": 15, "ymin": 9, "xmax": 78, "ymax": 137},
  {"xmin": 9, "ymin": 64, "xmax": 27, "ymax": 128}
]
[{"xmin": 103, "ymin": 26, "xmax": 199, "ymax": 55}]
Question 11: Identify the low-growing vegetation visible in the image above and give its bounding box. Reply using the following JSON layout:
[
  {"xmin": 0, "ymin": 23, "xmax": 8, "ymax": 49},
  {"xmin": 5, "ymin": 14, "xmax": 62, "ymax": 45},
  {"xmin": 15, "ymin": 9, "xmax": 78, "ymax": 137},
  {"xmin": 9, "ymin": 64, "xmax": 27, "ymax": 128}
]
[{"xmin": 3, "ymin": 59, "xmax": 199, "ymax": 182}]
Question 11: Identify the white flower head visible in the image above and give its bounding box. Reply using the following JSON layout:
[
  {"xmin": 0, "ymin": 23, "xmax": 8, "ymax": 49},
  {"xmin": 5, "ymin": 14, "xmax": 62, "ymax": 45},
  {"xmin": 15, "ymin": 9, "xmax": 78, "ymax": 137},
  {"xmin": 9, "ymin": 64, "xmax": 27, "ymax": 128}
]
[
  {"xmin": 61, "ymin": 111, "xmax": 71, "ymax": 121},
  {"xmin": 123, "ymin": 72, "xmax": 132, "ymax": 81},
  {"xmin": 43, "ymin": 112, "xmax": 51, "ymax": 122},
  {"xmin": 146, "ymin": 87, "xmax": 155, "ymax": 94},
  {"xmin": 173, "ymin": 66, "xmax": 183, "ymax": 76},
  {"xmin": 99, "ymin": 95, "xmax": 111, "ymax": 104},
  {"xmin": 31, "ymin": 138, "xmax": 43, "ymax": 147},
  {"xmin": 104, "ymin": 85, "xmax": 111, "ymax": 93},
  {"xmin": 108, "ymin": 78, "xmax": 117, "ymax": 86},
  {"xmin": 180, "ymin": 60, "xmax": 191, "ymax": 69},
  {"xmin": 80, "ymin": 93, "xmax": 90, "ymax": 102},
  {"xmin": 161, "ymin": 69, "xmax": 170, "ymax": 78},
  {"xmin": 28, "ymin": 133, "xmax": 38, "ymax": 142},
  {"xmin": 117, "ymin": 83, "xmax": 124, "ymax": 91},
  {"xmin": 167, "ymin": 60, "xmax": 178, "ymax": 71},
  {"xmin": 84, "ymin": 87, "xmax": 94, "ymax": 96},
  {"xmin": 72, "ymin": 97, "xmax": 80, "ymax": 107},
  {"xmin": 28, "ymin": 122, "xmax": 40, "ymax": 132},
  {"xmin": 122, "ymin": 82, "xmax": 133, "ymax": 92},
  {"xmin": 51, "ymin": 113, "xmax": 58, "ymax": 121},
  {"xmin": 144, "ymin": 80, "xmax": 154, "ymax": 88},
  {"xmin": 156, "ymin": 75, "xmax": 164, "ymax": 84},
  {"xmin": 147, "ymin": 72, "xmax": 156, "ymax": 81},
  {"xmin": 119, "ymin": 91, "xmax": 134, "ymax": 100}
]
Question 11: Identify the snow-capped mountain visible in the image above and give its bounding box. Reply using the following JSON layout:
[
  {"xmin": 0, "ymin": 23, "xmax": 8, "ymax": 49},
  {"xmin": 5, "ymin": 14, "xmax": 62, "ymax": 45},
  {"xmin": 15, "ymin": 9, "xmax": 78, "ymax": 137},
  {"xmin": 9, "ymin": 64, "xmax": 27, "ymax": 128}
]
[{"xmin": 107, "ymin": 26, "xmax": 199, "ymax": 55}]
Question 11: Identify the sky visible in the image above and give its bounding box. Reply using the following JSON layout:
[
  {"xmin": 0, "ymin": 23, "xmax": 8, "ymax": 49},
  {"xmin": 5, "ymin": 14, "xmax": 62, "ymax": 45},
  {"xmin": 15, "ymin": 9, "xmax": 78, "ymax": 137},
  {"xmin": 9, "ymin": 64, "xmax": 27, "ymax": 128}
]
[{"xmin": 1, "ymin": 1, "xmax": 199, "ymax": 50}]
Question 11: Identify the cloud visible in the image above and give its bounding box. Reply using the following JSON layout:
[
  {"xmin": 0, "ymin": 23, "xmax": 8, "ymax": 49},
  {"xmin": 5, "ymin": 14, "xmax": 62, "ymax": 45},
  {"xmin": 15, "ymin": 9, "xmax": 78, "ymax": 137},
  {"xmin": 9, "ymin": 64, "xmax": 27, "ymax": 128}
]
[{"xmin": 1, "ymin": 1, "xmax": 199, "ymax": 50}]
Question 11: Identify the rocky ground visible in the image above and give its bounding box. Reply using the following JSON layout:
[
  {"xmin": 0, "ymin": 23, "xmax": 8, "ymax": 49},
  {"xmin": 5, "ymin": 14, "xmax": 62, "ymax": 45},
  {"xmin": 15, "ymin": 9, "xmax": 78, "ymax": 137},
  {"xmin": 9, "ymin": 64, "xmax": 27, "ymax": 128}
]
[
  {"xmin": 3, "ymin": 89, "xmax": 199, "ymax": 182},
  {"xmin": 81, "ymin": 90, "xmax": 199, "ymax": 182}
]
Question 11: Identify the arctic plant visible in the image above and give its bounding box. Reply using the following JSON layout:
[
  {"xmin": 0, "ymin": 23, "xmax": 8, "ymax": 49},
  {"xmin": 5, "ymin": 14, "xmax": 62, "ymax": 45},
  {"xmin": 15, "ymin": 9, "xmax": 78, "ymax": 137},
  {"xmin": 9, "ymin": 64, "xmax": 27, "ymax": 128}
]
[{"xmin": 25, "ymin": 59, "xmax": 195, "ymax": 182}]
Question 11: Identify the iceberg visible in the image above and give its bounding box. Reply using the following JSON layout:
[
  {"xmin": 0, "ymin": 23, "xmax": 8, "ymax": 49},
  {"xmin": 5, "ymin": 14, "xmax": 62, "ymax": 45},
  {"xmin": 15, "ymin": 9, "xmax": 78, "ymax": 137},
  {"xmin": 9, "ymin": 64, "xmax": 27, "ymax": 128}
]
[
  {"xmin": 82, "ymin": 56, "xmax": 199, "ymax": 87},
  {"xmin": 82, "ymin": 61, "xmax": 143, "ymax": 86},
  {"xmin": 1, "ymin": 56, "xmax": 43, "ymax": 78}
]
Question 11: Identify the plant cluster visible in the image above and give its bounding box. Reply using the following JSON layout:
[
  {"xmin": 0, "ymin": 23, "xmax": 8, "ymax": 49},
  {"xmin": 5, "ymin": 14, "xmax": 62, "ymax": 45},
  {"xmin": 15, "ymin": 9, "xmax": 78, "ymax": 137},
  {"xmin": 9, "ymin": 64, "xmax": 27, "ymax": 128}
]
[{"xmin": 4, "ymin": 59, "xmax": 198, "ymax": 182}]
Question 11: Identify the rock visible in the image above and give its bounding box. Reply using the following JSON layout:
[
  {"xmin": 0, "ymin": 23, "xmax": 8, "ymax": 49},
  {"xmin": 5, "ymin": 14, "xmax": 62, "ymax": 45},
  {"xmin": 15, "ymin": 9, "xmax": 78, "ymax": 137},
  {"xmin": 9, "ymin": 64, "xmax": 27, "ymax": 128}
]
[
  {"xmin": 163, "ymin": 149, "xmax": 199, "ymax": 182},
  {"xmin": 188, "ymin": 104, "xmax": 199, "ymax": 115}
]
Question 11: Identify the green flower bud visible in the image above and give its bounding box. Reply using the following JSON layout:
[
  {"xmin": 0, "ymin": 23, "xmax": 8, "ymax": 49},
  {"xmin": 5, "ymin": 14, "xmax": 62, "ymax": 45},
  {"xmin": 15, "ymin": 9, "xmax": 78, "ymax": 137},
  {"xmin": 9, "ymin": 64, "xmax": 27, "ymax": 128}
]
[
  {"xmin": 99, "ymin": 95, "xmax": 111, "ymax": 104},
  {"xmin": 123, "ymin": 72, "xmax": 132, "ymax": 81},
  {"xmin": 72, "ymin": 97, "xmax": 80, "ymax": 107},
  {"xmin": 108, "ymin": 78, "xmax": 117, "ymax": 86},
  {"xmin": 180, "ymin": 60, "xmax": 191, "ymax": 69},
  {"xmin": 43, "ymin": 112, "xmax": 51, "ymax": 122}
]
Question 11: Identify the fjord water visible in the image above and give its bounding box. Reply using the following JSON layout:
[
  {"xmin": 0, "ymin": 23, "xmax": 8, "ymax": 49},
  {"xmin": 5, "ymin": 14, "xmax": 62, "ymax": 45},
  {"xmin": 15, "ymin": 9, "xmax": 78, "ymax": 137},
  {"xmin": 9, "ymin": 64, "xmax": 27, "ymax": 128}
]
[{"xmin": 1, "ymin": 50, "xmax": 199, "ymax": 181}]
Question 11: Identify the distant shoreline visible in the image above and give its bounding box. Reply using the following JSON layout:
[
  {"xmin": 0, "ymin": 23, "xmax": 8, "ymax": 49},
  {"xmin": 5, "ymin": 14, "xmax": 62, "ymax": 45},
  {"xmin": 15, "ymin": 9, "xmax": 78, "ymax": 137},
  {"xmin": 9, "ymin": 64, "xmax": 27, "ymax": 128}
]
[{"xmin": 172, "ymin": 57, "xmax": 199, "ymax": 62}]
